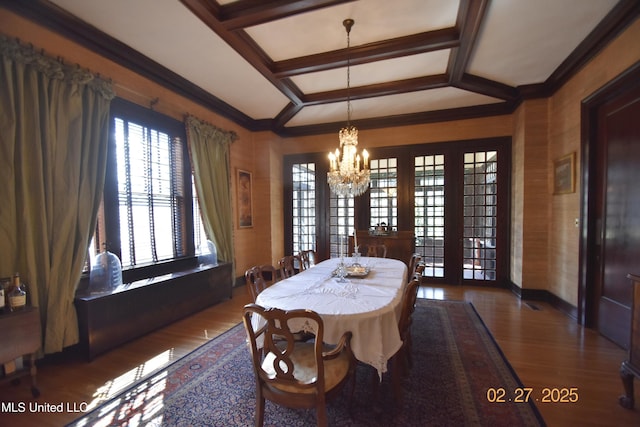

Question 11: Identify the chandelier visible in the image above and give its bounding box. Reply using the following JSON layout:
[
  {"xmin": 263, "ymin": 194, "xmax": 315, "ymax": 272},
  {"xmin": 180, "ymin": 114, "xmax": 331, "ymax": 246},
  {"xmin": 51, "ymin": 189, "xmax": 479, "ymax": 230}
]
[{"xmin": 327, "ymin": 19, "xmax": 370, "ymax": 198}]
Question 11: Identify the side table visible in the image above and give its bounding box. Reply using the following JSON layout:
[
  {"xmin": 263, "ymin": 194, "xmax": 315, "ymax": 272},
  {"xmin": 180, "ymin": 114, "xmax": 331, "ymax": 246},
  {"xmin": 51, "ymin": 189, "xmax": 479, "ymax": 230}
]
[{"xmin": 0, "ymin": 307, "xmax": 41, "ymax": 397}]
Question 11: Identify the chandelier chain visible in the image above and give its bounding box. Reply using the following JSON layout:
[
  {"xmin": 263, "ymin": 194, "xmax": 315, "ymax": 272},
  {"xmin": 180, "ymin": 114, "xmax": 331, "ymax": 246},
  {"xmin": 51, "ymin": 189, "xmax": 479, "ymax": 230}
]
[
  {"xmin": 327, "ymin": 18, "xmax": 370, "ymax": 198},
  {"xmin": 346, "ymin": 27, "xmax": 352, "ymax": 125}
]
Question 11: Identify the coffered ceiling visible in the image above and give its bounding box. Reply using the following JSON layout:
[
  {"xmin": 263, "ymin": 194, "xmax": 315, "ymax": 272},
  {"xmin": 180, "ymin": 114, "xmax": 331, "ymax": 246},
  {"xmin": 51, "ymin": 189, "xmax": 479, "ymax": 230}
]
[{"xmin": 4, "ymin": 0, "xmax": 638, "ymax": 136}]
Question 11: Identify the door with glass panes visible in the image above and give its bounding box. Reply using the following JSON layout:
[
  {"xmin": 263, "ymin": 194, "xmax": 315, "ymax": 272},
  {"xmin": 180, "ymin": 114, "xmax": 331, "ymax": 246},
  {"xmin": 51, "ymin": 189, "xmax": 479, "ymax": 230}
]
[
  {"xmin": 284, "ymin": 140, "xmax": 509, "ymax": 285},
  {"xmin": 413, "ymin": 146, "xmax": 507, "ymax": 285}
]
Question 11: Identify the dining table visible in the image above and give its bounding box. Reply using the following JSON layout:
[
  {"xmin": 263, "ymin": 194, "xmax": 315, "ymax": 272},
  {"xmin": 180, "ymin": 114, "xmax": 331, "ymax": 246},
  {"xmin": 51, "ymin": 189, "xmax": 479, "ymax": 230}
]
[{"xmin": 254, "ymin": 256, "xmax": 408, "ymax": 377}]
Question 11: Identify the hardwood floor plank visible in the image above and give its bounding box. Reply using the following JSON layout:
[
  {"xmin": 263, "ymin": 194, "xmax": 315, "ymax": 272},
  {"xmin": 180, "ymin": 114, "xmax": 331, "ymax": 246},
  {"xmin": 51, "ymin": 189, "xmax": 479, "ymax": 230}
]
[{"xmin": 0, "ymin": 285, "xmax": 639, "ymax": 426}]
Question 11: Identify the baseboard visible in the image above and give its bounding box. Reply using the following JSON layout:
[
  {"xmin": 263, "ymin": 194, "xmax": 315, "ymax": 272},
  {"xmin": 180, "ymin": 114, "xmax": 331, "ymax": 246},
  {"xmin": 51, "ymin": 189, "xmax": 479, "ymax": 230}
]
[{"xmin": 508, "ymin": 281, "xmax": 578, "ymax": 321}]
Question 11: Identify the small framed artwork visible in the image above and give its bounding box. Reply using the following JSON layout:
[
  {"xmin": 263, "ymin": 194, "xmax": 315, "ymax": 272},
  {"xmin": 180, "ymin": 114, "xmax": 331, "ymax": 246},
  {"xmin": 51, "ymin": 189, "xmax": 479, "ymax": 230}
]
[
  {"xmin": 237, "ymin": 169, "xmax": 253, "ymax": 228},
  {"xmin": 553, "ymin": 152, "xmax": 576, "ymax": 194}
]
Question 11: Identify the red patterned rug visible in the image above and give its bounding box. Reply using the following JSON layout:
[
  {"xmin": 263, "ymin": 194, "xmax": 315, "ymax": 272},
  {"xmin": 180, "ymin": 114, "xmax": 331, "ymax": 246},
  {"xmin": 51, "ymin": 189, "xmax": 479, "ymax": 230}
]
[{"xmin": 67, "ymin": 299, "xmax": 545, "ymax": 426}]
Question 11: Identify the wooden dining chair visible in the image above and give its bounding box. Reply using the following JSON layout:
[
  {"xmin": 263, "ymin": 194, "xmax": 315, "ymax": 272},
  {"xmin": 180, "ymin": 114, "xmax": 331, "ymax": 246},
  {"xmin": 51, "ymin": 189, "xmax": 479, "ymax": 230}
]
[
  {"xmin": 389, "ymin": 276, "xmax": 421, "ymax": 405},
  {"xmin": 242, "ymin": 304, "xmax": 356, "ymax": 427},
  {"xmin": 298, "ymin": 249, "xmax": 317, "ymax": 270},
  {"xmin": 407, "ymin": 253, "xmax": 422, "ymax": 278},
  {"xmin": 245, "ymin": 265, "xmax": 279, "ymax": 302},
  {"xmin": 366, "ymin": 244, "xmax": 387, "ymax": 258},
  {"xmin": 278, "ymin": 255, "xmax": 300, "ymax": 278},
  {"xmin": 412, "ymin": 262, "xmax": 425, "ymax": 285}
]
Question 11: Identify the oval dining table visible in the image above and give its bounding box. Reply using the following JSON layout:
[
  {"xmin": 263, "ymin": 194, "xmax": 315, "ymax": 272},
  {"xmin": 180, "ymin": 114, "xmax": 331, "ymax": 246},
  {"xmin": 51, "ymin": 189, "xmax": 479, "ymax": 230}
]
[{"xmin": 254, "ymin": 256, "xmax": 408, "ymax": 378}]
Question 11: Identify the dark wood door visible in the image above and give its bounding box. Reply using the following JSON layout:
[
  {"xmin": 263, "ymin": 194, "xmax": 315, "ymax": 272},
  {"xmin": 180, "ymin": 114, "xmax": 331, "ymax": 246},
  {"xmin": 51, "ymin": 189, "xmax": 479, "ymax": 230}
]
[{"xmin": 594, "ymin": 84, "xmax": 640, "ymax": 348}]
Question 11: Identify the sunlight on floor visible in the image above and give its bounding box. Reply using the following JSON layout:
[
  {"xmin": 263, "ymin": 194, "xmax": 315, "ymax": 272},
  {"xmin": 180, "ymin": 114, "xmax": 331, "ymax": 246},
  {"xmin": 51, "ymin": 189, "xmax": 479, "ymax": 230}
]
[
  {"xmin": 418, "ymin": 286, "xmax": 445, "ymax": 300},
  {"xmin": 85, "ymin": 349, "xmax": 175, "ymax": 411},
  {"xmin": 75, "ymin": 374, "xmax": 167, "ymax": 426}
]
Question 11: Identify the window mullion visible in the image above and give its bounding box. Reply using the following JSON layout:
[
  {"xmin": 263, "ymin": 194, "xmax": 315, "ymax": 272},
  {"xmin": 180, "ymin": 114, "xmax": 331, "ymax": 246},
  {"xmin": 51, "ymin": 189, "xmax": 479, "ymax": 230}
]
[
  {"xmin": 171, "ymin": 137, "xmax": 180, "ymax": 257},
  {"xmin": 123, "ymin": 121, "xmax": 136, "ymax": 266},
  {"xmin": 146, "ymin": 127, "xmax": 158, "ymax": 263}
]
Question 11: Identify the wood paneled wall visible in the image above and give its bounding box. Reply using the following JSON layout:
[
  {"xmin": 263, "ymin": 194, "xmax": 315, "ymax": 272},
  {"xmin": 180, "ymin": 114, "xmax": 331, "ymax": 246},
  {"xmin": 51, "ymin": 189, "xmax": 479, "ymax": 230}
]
[
  {"xmin": 514, "ymin": 99, "xmax": 550, "ymax": 291},
  {"xmin": 279, "ymin": 115, "xmax": 513, "ymax": 155},
  {"xmin": 546, "ymin": 16, "xmax": 640, "ymax": 305}
]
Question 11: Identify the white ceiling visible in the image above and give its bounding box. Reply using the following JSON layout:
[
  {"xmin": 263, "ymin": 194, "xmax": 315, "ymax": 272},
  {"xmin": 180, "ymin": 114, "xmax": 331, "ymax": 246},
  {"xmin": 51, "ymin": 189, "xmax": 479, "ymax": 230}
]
[{"xmin": 37, "ymin": 0, "xmax": 626, "ymax": 134}]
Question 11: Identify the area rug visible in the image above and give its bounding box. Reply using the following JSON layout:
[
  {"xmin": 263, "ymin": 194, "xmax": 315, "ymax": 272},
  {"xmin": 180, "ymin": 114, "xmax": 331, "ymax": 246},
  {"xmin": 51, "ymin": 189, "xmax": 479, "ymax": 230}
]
[{"xmin": 67, "ymin": 299, "xmax": 545, "ymax": 426}]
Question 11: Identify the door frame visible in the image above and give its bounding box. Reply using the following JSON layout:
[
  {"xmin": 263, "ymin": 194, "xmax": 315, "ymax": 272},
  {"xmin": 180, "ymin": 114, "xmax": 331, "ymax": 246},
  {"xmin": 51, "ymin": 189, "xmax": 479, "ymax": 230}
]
[{"xmin": 579, "ymin": 60, "xmax": 640, "ymax": 327}]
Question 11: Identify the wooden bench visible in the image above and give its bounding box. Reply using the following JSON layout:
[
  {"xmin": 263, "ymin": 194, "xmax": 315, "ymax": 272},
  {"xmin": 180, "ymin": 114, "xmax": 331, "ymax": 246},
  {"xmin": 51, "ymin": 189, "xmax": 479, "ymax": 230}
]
[{"xmin": 74, "ymin": 262, "xmax": 232, "ymax": 360}]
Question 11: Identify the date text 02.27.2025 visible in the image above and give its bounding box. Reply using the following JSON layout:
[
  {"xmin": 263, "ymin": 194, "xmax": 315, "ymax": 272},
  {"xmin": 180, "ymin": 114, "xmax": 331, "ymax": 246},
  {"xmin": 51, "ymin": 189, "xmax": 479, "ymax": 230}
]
[{"xmin": 486, "ymin": 387, "xmax": 579, "ymax": 403}]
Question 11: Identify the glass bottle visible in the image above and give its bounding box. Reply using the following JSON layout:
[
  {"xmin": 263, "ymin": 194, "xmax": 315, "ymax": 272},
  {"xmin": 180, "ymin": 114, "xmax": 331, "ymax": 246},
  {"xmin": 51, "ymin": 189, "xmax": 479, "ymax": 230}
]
[
  {"xmin": 9, "ymin": 272, "xmax": 27, "ymax": 311},
  {"xmin": 89, "ymin": 246, "xmax": 122, "ymax": 294}
]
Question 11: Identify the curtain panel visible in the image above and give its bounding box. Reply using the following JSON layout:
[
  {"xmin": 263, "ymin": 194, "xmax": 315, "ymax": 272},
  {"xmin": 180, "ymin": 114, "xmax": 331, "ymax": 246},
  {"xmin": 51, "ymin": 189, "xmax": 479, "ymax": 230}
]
[
  {"xmin": 0, "ymin": 35, "xmax": 114, "ymax": 353},
  {"xmin": 185, "ymin": 115, "xmax": 237, "ymax": 281}
]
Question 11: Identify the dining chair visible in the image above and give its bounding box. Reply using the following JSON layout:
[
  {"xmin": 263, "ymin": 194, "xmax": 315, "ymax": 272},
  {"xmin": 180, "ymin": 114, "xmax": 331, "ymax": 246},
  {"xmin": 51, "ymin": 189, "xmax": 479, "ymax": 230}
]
[
  {"xmin": 298, "ymin": 249, "xmax": 317, "ymax": 270},
  {"xmin": 389, "ymin": 276, "xmax": 421, "ymax": 405},
  {"xmin": 242, "ymin": 304, "xmax": 356, "ymax": 427},
  {"xmin": 407, "ymin": 253, "xmax": 422, "ymax": 278},
  {"xmin": 366, "ymin": 244, "xmax": 387, "ymax": 258},
  {"xmin": 278, "ymin": 255, "xmax": 300, "ymax": 278},
  {"xmin": 413, "ymin": 262, "xmax": 425, "ymax": 284},
  {"xmin": 245, "ymin": 265, "xmax": 279, "ymax": 302}
]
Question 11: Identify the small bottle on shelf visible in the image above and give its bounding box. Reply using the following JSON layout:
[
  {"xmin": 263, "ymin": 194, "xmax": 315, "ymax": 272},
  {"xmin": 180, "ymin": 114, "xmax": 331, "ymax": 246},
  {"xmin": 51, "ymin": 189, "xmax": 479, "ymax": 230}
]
[{"xmin": 9, "ymin": 272, "xmax": 27, "ymax": 312}]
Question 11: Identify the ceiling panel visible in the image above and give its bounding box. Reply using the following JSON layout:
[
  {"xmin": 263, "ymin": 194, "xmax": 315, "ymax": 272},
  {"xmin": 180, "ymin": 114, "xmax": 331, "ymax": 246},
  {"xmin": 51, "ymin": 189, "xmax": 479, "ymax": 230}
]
[
  {"xmin": 291, "ymin": 49, "xmax": 451, "ymax": 94},
  {"xmin": 245, "ymin": 0, "xmax": 459, "ymax": 61},
  {"xmin": 287, "ymin": 87, "xmax": 503, "ymax": 127},
  {"xmin": 467, "ymin": 0, "xmax": 619, "ymax": 86},
  {"xmin": 11, "ymin": 0, "xmax": 632, "ymax": 135}
]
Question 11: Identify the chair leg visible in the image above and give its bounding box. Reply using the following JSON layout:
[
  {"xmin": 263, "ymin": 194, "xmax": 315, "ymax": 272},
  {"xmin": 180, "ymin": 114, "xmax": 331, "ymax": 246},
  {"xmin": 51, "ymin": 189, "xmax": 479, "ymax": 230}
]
[
  {"xmin": 406, "ymin": 333, "xmax": 413, "ymax": 371},
  {"xmin": 369, "ymin": 365, "xmax": 384, "ymax": 415},
  {"xmin": 315, "ymin": 399, "xmax": 328, "ymax": 427},
  {"xmin": 391, "ymin": 353, "xmax": 404, "ymax": 406},
  {"xmin": 255, "ymin": 391, "xmax": 265, "ymax": 427},
  {"xmin": 347, "ymin": 363, "xmax": 357, "ymax": 419}
]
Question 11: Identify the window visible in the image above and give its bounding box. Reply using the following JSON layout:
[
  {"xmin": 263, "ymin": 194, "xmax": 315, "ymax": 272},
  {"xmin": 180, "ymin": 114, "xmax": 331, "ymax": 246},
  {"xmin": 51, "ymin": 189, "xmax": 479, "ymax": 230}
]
[
  {"xmin": 192, "ymin": 176, "xmax": 209, "ymax": 254},
  {"xmin": 370, "ymin": 158, "xmax": 397, "ymax": 230},
  {"xmin": 93, "ymin": 99, "xmax": 201, "ymax": 273},
  {"xmin": 415, "ymin": 154, "xmax": 445, "ymax": 278},
  {"xmin": 463, "ymin": 151, "xmax": 498, "ymax": 281},
  {"xmin": 292, "ymin": 162, "xmax": 317, "ymax": 254},
  {"xmin": 329, "ymin": 194, "xmax": 354, "ymax": 257},
  {"xmin": 114, "ymin": 117, "xmax": 186, "ymax": 266}
]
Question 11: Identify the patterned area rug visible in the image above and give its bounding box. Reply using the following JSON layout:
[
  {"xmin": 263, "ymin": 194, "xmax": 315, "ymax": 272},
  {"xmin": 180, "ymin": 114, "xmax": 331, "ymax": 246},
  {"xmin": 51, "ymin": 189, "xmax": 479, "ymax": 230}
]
[{"xmin": 67, "ymin": 299, "xmax": 545, "ymax": 426}]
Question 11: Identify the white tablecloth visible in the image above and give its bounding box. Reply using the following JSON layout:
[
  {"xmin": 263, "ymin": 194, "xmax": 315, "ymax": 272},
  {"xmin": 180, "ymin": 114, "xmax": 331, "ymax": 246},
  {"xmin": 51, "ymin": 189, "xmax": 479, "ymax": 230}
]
[{"xmin": 254, "ymin": 256, "xmax": 408, "ymax": 376}]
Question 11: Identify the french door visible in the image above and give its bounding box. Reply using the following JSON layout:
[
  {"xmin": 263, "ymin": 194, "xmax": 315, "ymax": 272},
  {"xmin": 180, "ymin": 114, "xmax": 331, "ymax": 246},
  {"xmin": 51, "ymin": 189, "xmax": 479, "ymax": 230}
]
[
  {"xmin": 414, "ymin": 146, "xmax": 508, "ymax": 285},
  {"xmin": 283, "ymin": 138, "xmax": 510, "ymax": 285}
]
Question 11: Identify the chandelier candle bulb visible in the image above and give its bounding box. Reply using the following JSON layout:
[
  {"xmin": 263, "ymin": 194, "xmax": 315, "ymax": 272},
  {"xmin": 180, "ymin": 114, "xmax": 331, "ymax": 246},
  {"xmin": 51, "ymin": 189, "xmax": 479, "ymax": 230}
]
[{"xmin": 354, "ymin": 229, "xmax": 358, "ymax": 249}]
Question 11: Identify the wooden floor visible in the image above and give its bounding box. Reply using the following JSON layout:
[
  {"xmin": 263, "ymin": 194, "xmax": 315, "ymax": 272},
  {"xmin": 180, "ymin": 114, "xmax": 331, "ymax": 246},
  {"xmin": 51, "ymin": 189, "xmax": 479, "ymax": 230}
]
[{"xmin": 1, "ymin": 284, "xmax": 639, "ymax": 426}]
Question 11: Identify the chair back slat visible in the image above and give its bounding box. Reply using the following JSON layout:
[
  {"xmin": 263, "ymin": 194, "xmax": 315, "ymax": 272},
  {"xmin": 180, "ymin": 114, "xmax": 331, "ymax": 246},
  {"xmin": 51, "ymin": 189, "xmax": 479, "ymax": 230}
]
[
  {"xmin": 278, "ymin": 255, "xmax": 300, "ymax": 278},
  {"xmin": 398, "ymin": 278, "xmax": 421, "ymax": 340},
  {"xmin": 244, "ymin": 305, "xmax": 324, "ymax": 390},
  {"xmin": 408, "ymin": 253, "xmax": 422, "ymax": 277},
  {"xmin": 298, "ymin": 250, "xmax": 317, "ymax": 270},
  {"xmin": 245, "ymin": 265, "xmax": 279, "ymax": 302}
]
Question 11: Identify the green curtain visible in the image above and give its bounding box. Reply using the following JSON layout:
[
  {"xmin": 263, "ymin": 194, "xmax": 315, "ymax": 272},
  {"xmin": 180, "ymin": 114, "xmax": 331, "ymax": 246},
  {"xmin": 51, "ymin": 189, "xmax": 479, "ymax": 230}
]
[
  {"xmin": 185, "ymin": 115, "xmax": 237, "ymax": 277},
  {"xmin": 0, "ymin": 35, "xmax": 114, "ymax": 354}
]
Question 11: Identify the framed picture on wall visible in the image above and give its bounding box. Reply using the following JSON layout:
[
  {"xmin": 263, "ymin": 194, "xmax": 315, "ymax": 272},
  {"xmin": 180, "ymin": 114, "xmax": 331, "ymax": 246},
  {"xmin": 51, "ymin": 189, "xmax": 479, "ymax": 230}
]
[
  {"xmin": 237, "ymin": 169, "xmax": 253, "ymax": 228},
  {"xmin": 553, "ymin": 152, "xmax": 576, "ymax": 194}
]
